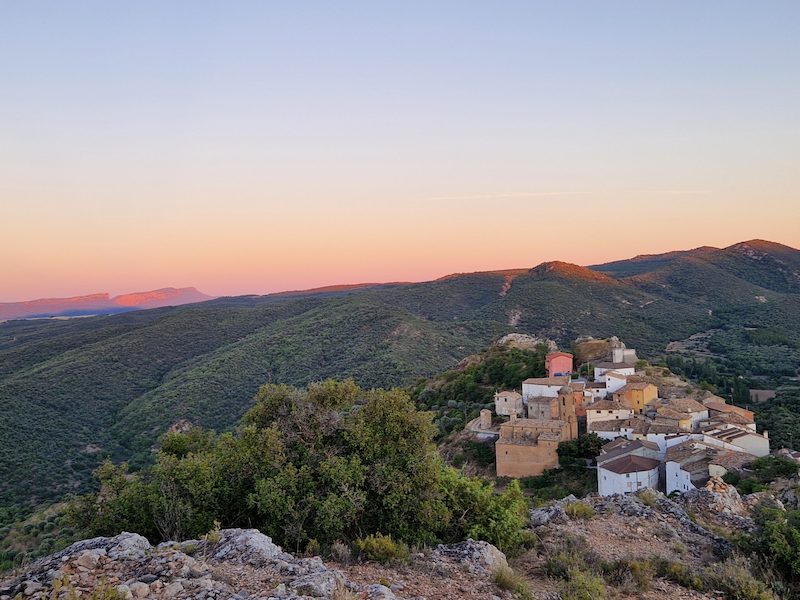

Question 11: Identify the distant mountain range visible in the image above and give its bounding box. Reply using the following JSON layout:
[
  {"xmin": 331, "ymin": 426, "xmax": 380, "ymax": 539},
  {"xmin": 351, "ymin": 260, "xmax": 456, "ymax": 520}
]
[
  {"xmin": 1, "ymin": 239, "xmax": 798, "ymax": 512},
  {"xmin": 0, "ymin": 288, "xmax": 214, "ymax": 321}
]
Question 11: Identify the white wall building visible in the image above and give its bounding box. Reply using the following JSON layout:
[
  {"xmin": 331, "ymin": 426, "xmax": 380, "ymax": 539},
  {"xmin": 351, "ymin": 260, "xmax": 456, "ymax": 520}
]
[
  {"xmin": 521, "ymin": 376, "xmax": 569, "ymax": 400},
  {"xmin": 605, "ymin": 371, "xmax": 629, "ymax": 394},
  {"xmin": 594, "ymin": 362, "xmax": 636, "ymax": 381},
  {"xmin": 586, "ymin": 400, "xmax": 633, "ymax": 430},
  {"xmin": 598, "ymin": 455, "xmax": 660, "ymax": 496}
]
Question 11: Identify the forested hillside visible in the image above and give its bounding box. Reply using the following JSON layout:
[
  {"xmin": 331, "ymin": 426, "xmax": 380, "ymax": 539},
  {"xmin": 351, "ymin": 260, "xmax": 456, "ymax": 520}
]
[{"xmin": 1, "ymin": 239, "xmax": 798, "ymax": 519}]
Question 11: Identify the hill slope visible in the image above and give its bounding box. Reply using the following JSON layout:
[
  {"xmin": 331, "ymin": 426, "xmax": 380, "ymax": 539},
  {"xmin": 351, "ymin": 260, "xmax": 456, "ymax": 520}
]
[{"xmin": 1, "ymin": 240, "xmax": 799, "ymax": 514}]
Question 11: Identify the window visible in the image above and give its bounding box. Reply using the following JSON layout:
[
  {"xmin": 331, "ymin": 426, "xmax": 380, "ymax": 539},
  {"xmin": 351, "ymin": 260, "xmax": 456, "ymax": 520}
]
[{"xmin": 626, "ymin": 474, "xmax": 630, "ymax": 478}]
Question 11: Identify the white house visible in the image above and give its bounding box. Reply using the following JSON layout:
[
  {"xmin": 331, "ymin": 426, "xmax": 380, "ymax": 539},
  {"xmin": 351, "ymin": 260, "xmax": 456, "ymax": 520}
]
[
  {"xmin": 665, "ymin": 440, "xmax": 755, "ymax": 495},
  {"xmin": 598, "ymin": 455, "xmax": 661, "ymax": 496},
  {"xmin": 585, "ymin": 381, "xmax": 608, "ymax": 401},
  {"xmin": 703, "ymin": 425, "xmax": 770, "ymax": 457},
  {"xmin": 586, "ymin": 400, "xmax": 633, "ymax": 431},
  {"xmin": 521, "ymin": 376, "xmax": 569, "ymax": 400},
  {"xmin": 494, "ymin": 390, "xmax": 524, "ymax": 417},
  {"xmin": 594, "ymin": 362, "xmax": 636, "ymax": 381},
  {"xmin": 604, "ymin": 371, "xmax": 629, "ymax": 394}
]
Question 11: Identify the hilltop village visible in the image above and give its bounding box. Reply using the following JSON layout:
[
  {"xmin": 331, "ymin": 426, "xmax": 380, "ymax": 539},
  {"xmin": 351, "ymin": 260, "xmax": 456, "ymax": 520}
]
[{"xmin": 474, "ymin": 341, "xmax": 777, "ymax": 497}]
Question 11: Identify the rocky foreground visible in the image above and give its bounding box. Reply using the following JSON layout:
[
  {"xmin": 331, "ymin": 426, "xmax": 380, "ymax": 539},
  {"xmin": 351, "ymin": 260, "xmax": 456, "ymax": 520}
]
[
  {"xmin": 0, "ymin": 530, "xmax": 508, "ymax": 600},
  {"xmin": 2, "ymin": 477, "xmax": 794, "ymax": 600}
]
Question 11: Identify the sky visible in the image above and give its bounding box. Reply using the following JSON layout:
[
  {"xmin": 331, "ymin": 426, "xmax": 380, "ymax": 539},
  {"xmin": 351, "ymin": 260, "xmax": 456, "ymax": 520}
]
[{"xmin": 2, "ymin": 1, "xmax": 799, "ymax": 301}]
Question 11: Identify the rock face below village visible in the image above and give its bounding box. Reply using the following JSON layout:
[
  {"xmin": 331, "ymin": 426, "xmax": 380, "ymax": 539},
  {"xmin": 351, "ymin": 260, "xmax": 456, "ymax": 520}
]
[{"xmin": 0, "ymin": 530, "xmax": 508, "ymax": 600}]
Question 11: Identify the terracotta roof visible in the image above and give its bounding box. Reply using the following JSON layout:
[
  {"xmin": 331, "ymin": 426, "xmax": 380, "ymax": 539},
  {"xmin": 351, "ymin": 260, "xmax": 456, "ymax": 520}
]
[
  {"xmin": 616, "ymin": 382, "xmax": 654, "ymax": 392},
  {"xmin": 567, "ymin": 382, "xmax": 586, "ymax": 391},
  {"xmin": 586, "ymin": 382, "xmax": 607, "ymax": 389},
  {"xmin": 705, "ymin": 402, "xmax": 755, "ymax": 419},
  {"xmin": 587, "ymin": 399, "xmax": 627, "ymax": 411},
  {"xmin": 707, "ymin": 413, "xmax": 753, "ymax": 426},
  {"xmin": 664, "ymin": 398, "xmax": 707, "ymax": 413},
  {"xmin": 605, "ymin": 370, "xmax": 629, "ymax": 379},
  {"xmin": 666, "ymin": 440, "xmax": 718, "ymax": 463},
  {"xmin": 522, "ymin": 376, "xmax": 570, "ymax": 386},
  {"xmin": 595, "ymin": 361, "xmax": 635, "ymax": 370},
  {"xmin": 647, "ymin": 423, "xmax": 680, "ymax": 434},
  {"xmin": 546, "ymin": 351, "xmax": 573, "ymax": 360},
  {"xmin": 656, "ymin": 408, "xmax": 690, "ymax": 420},
  {"xmin": 601, "ymin": 455, "xmax": 661, "ymax": 475},
  {"xmin": 621, "ymin": 417, "xmax": 652, "ymax": 434},
  {"xmin": 602, "ymin": 437, "xmax": 634, "ymax": 452},
  {"xmin": 711, "ymin": 450, "xmax": 755, "ymax": 470},
  {"xmin": 715, "ymin": 428, "xmax": 752, "ymax": 442},
  {"xmin": 598, "ymin": 438, "xmax": 660, "ymax": 464},
  {"xmin": 495, "ymin": 390, "xmax": 522, "ymax": 400},
  {"xmin": 589, "ymin": 420, "xmax": 625, "ymax": 432}
]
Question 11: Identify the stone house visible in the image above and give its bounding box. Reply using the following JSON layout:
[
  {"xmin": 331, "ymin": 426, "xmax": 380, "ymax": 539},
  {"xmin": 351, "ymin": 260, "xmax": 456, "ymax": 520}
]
[
  {"xmin": 495, "ymin": 389, "xmax": 578, "ymax": 477},
  {"xmin": 494, "ymin": 390, "xmax": 523, "ymax": 417}
]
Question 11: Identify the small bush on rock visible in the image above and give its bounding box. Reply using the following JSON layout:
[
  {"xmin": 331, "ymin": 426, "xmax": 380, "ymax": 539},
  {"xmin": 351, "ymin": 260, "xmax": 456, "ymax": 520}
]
[
  {"xmin": 354, "ymin": 533, "xmax": 409, "ymax": 564},
  {"xmin": 564, "ymin": 501, "xmax": 595, "ymax": 520}
]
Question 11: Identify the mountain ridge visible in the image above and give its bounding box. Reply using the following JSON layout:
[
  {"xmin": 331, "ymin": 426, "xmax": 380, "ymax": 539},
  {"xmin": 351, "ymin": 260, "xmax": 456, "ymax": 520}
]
[{"xmin": 0, "ymin": 287, "xmax": 214, "ymax": 321}]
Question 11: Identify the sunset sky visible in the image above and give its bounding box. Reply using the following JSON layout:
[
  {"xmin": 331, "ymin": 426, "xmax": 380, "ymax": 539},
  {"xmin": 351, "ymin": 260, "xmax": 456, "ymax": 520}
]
[{"xmin": 2, "ymin": 2, "xmax": 799, "ymax": 301}]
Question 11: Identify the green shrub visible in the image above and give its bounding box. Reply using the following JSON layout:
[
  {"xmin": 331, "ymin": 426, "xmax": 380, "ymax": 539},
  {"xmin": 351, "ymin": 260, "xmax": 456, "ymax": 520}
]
[
  {"xmin": 701, "ymin": 558, "xmax": 773, "ymax": 600},
  {"xmin": 564, "ymin": 501, "xmax": 595, "ymax": 520},
  {"xmin": 561, "ymin": 569, "xmax": 607, "ymax": 600},
  {"xmin": 305, "ymin": 538, "xmax": 321, "ymax": 557},
  {"xmin": 491, "ymin": 566, "xmax": 532, "ymax": 599},
  {"xmin": 652, "ymin": 557, "xmax": 704, "ymax": 591},
  {"xmin": 546, "ymin": 550, "xmax": 585, "ymax": 579},
  {"xmin": 600, "ymin": 559, "xmax": 654, "ymax": 591},
  {"xmin": 354, "ymin": 534, "xmax": 409, "ymax": 564}
]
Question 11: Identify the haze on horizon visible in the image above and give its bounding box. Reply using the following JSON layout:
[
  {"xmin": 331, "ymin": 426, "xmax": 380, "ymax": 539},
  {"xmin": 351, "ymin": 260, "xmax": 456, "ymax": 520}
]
[{"xmin": 2, "ymin": 2, "xmax": 799, "ymax": 302}]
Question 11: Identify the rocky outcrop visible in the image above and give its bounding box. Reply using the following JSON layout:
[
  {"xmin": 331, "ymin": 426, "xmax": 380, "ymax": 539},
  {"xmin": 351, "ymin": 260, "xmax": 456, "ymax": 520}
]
[
  {"xmin": 529, "ymin": 495, "xmax": 578, "ymax": 526},
  {"xmin": 495, "ymin": 333, "xmax": 557, "ymax": 352},
  {"xmin": 0, "ymin": 530, "xmax": 514, "ymax": 600},
  {"xmin": 0, "ymin": 530, "xmax": 394, "ymax": 600}
]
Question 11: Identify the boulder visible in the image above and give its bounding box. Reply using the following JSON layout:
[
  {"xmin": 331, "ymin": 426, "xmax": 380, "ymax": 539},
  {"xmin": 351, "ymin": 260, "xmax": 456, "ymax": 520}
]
[
  {"xmin": 105, "ymin": 533, "xmax": 152, "ymax": 561},
  {"xmin": 75, "ymin": 551, "xmax": 101, "ymax": 570},
  {"xmin": 364, "ymin": 583, "xmax": 398, "ymax": 599},
  {"xmin": 162, "ymin": 580, "xmax": 184, "ymax": 598},
  {"xmin": 432, "ymin": 539, "xmax": 507, "ymax": 574},
  {"xmin": 212, "ymin": 528, "xmax": 284, "ymax": 565},
  {"xmin": 289, "ymin": 569, "xmax": 344, "ymax": 597},
  {"xmin": 128, "ymin": 581, "xmax": 150, "ymax": 598}
]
